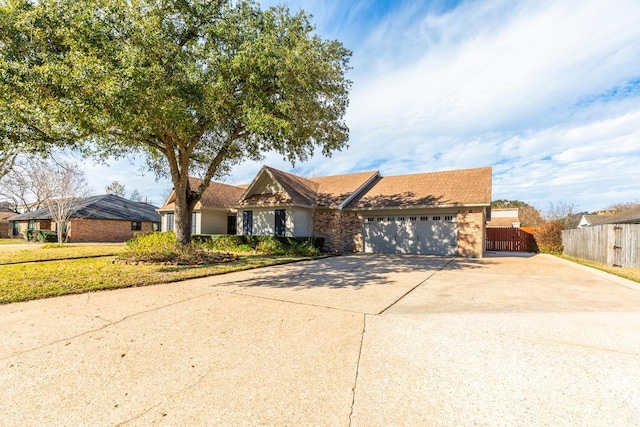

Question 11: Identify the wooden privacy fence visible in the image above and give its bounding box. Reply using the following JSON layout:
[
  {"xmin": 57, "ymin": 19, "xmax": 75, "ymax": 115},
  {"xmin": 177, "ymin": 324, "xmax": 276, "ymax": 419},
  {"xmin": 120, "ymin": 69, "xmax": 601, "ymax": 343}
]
[
  {"xmin": 562, "ymin": 224, "xmax": 640, "ymax": 268},
  {"xmin": 486, "ymin": 227, "xmax": 535, "ymax": 252}
]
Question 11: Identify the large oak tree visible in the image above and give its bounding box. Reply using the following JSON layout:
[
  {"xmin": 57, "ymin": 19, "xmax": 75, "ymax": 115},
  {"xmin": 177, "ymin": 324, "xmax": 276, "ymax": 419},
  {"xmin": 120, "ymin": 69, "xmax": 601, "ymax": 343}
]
[{"xmin": 1, "ymin": 0, "xmax": 352, "ymax": 244}]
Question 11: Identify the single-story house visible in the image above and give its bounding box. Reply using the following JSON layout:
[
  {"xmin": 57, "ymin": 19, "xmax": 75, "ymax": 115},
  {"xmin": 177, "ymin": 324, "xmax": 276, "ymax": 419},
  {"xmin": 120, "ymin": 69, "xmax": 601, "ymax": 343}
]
[
  {"xmin": 594, "ymin": 206, "xmax": 640, "ymax": 225},
  {"xmin": 7, "ymin": 194, "xmax": 161, "ymax": 242},
  {"xmin": 233, "ymin": 165, "xmax": 492, "ymax": 256},
  {"xmin": 0, "ymin": 210, "xmax": 15, "ymax": 238},
  {"xmin": 158, "ymin": 178, "xmax": 246, "ymax": 235},
  {"xmin": 577, "ymin": 214, "xmax": 612, "ymax": 228},
  {"xmin": 485, "ymin": 208, "xmax": 520, "ymax": 228}
]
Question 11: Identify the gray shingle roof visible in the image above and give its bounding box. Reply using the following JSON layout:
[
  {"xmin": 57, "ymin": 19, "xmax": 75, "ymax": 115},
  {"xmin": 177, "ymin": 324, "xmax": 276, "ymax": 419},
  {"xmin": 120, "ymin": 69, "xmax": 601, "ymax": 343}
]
[
  {"xmin": 599, "ymin": 206, "xmax": 640, "ymax": 225},
  {"xmin": 7, "ymin": 194, "xmax": 160, "ymax": 222}
]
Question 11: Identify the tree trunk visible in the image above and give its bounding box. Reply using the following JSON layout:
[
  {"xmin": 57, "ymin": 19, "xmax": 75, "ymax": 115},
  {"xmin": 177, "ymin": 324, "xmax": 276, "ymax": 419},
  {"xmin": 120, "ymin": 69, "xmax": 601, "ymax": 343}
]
[
  {"xmin": 57, "ymin": 221, "xmax": 64, "ymax": 245},
  {"xmin": 173, "ymin": 181, "xmax": 199, "ymax": 246}
]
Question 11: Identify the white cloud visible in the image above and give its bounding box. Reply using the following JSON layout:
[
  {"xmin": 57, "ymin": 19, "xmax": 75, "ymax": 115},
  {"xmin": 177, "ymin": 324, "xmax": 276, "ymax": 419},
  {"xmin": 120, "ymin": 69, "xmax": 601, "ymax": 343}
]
[{"xmin": 74, "ymin": 0, "xmax": 640, "ymax": 212}]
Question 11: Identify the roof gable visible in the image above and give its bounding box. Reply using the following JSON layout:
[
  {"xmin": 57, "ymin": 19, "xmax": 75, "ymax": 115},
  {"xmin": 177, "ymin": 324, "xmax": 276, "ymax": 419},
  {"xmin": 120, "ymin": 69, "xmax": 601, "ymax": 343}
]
[
  {"xmin": 308, "ymin": 171, "xmax": 379, "ymax": 208},
  {"xmin": 345, "ymin": 167, "xmax": 492, "ymax": 209},
  {"xmin": 239, "ymin": 166, "xmax": 319, "ymax": 207},
  {"xmin": 238, "ymin": 167, "xmax": 380, "ymax": 208}
]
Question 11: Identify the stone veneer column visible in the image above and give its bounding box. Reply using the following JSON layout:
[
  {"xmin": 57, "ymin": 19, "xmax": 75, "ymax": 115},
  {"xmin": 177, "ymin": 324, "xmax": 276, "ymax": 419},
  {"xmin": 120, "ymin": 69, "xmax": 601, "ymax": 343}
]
[
  {"xmin": 456, "ymin": 209, "xmax": 486, "ymax": 257},
  {"xmin": 313, "ymin": 210, "xmax": 363, "ymax": 253}
]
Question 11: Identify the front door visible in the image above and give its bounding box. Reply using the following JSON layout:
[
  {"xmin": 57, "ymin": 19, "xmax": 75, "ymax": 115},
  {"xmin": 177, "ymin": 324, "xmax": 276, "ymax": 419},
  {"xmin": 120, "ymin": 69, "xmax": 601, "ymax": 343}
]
[{"xmin": 227, "ymin": 215, "xmax": 237, "ymax": 235}]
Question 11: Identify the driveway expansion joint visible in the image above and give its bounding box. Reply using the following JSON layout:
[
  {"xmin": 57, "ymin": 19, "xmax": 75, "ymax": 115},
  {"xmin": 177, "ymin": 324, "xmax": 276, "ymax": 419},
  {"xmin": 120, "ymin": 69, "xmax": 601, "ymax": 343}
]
[
  {"xmin": 377, "ymin": 256, "xmax": 456, "ymax": 314},
  {"xmin": 348, "ymin": 313, "xmax": 367, "ymax": 427}
]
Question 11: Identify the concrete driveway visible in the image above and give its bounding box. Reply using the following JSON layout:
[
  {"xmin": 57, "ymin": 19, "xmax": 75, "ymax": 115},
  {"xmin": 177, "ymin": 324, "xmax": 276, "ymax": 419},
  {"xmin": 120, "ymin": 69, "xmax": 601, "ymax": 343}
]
[{"xmin": 1, "ymin": 253, "xmax": 639, "ymax": 426}]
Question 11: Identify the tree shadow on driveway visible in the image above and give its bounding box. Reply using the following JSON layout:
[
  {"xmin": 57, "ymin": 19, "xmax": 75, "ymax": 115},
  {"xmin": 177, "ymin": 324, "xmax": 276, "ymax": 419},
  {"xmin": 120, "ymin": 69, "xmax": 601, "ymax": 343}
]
[{"xmin": 194, "ymin": 254, "xmax": 496, "ymax": 314}]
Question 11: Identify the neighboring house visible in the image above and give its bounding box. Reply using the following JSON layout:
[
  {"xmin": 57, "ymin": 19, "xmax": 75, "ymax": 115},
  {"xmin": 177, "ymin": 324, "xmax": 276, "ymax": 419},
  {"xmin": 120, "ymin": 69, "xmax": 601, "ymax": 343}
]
[
  {"xmin": 486, "ymin": 208, "xmax": 520, "ymax": 228},
  {"xmin": 596, "ymin": 206, "xmax": 640, "ymax": 225},
  {"xmin": 234, "ymin": 165, "xmax": 492, "ymax": 256},
  {"xmin": 158, "ymin": 178, "xmax": 246, "ymax": 235},
  {"xmin": 577, "ymin": 213, "xmax": 615, "ymax": 228},
  {"xmin": 0, "ymin": 210, "xmax": 16, "ymax": 238},
  {"xmin": 7, "ymin": 194, "xmax": 161, "ymax": 242}
]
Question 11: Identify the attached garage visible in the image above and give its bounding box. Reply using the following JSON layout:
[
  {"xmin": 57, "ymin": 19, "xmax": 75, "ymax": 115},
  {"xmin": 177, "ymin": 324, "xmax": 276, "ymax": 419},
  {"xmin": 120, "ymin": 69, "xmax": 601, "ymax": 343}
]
[
  {"xmin": 232, "ymin": 165, "xmax": 491, "ymax": 257},
  {"xmin": 362, "ymin": 213, "xmax": 458, "ymax": 255}
]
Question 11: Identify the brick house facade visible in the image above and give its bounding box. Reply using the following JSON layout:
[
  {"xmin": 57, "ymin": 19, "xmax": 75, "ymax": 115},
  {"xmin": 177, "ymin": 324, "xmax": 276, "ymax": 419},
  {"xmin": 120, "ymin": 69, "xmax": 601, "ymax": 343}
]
[
  {"xmin": 234, "ymin": 166, "xmax": 492, "ymax": 257},
  {"xmin": 8, "ymin": 194, "xmax": 160, "ymax": 242}
]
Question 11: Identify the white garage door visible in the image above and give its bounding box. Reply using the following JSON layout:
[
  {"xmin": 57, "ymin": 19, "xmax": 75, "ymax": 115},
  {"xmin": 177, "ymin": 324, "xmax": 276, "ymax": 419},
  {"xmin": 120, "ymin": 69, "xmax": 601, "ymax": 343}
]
[{"xmin": 363, "ymin": 214, "xmax": 458, "ymax": 255}]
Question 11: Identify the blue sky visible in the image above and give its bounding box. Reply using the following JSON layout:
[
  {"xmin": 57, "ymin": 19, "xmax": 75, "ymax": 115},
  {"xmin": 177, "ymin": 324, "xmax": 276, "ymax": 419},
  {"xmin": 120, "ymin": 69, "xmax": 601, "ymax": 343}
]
[{"xmin": 79, "ymin": 0, "xmax": 640, "ymax": 213}]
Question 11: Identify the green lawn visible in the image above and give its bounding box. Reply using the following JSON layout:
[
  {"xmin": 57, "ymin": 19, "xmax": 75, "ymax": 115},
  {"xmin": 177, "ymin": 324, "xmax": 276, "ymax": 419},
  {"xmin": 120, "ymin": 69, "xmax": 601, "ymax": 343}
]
[
  {"xmin": 0, "ymin": 238, "xmax": 22, "ymax": 245},
  {"xmin": 0, "ymin": 244, "xmax": 126, "ymax": 264},
  {"xmin": 0, "ymin": 244, "xmax": 308, "ymax": 304},
  {"xmin": 560, "ymin": 255, "xmax": 640, "ymax": 284}
]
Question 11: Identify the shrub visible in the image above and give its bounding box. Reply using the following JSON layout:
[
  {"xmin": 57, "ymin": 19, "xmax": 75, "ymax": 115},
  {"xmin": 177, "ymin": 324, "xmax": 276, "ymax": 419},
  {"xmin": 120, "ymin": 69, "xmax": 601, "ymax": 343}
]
[
  {"xmin": 119, "ymin": 232, "xmax": 236, "ymax": 264},
  {"xmin": 201, "ymin": 234, "xmax": 321, "ymax": 256},
  {"xmin": 256, "ymin": 236, "xmax": 285, "ymax": 255},
  {"xmin": 35, "ymin": 230, "xmax": 58, "ymax": 243},
  {"xmin": 531, "ymin": 220, "xmax": 564, "ymax": 254}
]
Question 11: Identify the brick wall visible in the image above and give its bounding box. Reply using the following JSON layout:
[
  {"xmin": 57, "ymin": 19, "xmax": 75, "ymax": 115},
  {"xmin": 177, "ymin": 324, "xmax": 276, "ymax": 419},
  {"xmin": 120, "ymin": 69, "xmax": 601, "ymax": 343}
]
[
  {"xmin": 457, "ymin": 209, "xmax": 486, "ymax": 257},
  {"xmin": 69, "ymin": 219, "xmax": 155, "ymax": 242},
  {"xmin": 313, "ymin": 210, "xmax": 363, "ymax": 252},
  {"xmin": 0, "ymin": 222, "xmax": 8, "ymax": 238}
]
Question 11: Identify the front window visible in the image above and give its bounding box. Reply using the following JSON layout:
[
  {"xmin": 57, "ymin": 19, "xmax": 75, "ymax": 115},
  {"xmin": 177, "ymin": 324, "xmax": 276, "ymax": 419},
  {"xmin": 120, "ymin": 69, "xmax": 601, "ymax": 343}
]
[
  {"xmin": 242, "ymin": 211, "xmax": 253, "ymax": 235},
  {"xmin": 274, "ymin": 209, "xmax": 286, "ymax": 237},
  {"xmin": 12, "ymin": 221, "xmax": 19, "ymax": 236},
  {"xmin": 28, "ymin": 219, "xmax": 35, "ymax": 230},
  {"xmin": 191, "ymin": 212, "xmax": 197, "ymax": 234},
  {"xmin": 131, "ymin": 221, "xmax": 142, "ymax": 231},
  {"xmin": 152, "ymin": 222, "xmax": 160, "ymax": 232},
  {"xmin": 166, "ymin": 213, "xmax": 174, "ymax": 231}
]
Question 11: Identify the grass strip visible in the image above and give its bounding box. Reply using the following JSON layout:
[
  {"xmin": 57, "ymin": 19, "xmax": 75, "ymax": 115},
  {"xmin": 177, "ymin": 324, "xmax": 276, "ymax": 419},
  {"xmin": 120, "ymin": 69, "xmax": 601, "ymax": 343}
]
[
  {"xmin": 0, "ymin": 255, "xmax": 308, "ymax": 304},
  {"xmin": 0, "ymin": 244, "xmax": 125, "ymax": 265},
  {"xmin": 559, "ymin": 255, "xmax": 640, "ymax": 284},
  {"xmin": 0, "ymin": 239, "xmax": 21, "ymax": 245}
]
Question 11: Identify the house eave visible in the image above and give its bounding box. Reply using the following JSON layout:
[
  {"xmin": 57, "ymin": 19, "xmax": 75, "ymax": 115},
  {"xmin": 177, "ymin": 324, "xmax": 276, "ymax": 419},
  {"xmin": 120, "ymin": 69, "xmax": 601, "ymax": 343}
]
[
  {"xmin": 345, "ymin": 203, "xmax": 490, "ymax": 212},
  {"xmin": 235, "ymin": 203, "xmax": 314, "ymax": 210}
]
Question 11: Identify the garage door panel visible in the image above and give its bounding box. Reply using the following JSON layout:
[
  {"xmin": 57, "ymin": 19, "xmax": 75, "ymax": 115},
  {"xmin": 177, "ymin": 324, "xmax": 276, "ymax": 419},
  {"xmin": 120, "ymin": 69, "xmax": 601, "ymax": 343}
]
[{"xmin": 363, "ymin": 215, "xmax": 457, "ymax": 256}]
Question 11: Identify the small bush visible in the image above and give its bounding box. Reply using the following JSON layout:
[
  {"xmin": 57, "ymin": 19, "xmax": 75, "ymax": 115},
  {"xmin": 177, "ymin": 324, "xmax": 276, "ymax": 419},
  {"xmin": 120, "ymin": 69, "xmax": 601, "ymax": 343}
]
[
  {"xmin": 256, "ymin": 237, "xmax": 285, "ymax": 255},
  {"xmin": 23, "ymin": 229, "xmax": 58, "ymax": 242},
  {"xmin": 35, "ymin": 230, "xmax": 58, "ymax": 243},
  {"xmin": 200, "ymin": 234, "xmax": 321, "ymax": 256},
  {"xmin": 119, "ymin": 232, "xmax": 236, "ymax": 264},
  {"xmin": 531, "ymin": 220, "xmax": 564, "ymax": 254}
]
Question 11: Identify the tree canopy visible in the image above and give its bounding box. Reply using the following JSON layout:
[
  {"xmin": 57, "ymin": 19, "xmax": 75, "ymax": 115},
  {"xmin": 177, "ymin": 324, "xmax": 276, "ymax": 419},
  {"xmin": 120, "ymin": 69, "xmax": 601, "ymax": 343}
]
[
  {"xmin": 1, "ymin": 0, "xmax": 352, "ymax": 244},
  {"xmin": 491, "ymin": 199, "xmax": 544, "ymax": 227}
]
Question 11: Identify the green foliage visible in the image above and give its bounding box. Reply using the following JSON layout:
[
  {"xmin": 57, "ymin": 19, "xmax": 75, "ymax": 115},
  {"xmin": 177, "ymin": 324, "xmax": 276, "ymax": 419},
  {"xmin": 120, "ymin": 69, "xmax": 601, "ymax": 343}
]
[
  {"xmin": 256, "ymin": 237, "xmax": 285, "ymax": 255},
  {"xmin": 23, "ymin": 229, "xmax": 56, "ymax": 242},
  {"xmin": 126, "ymin": 231, "xmax": 177, "ymax": 252},
  {"xmin": 1, "ymin": 0, "xmax": 352, "ymax": 245},
  {"xmin": 121, "ymin": 232, "xmax": 236, "ymax": 264},
  {"xmin": 35, "ymin": 230, "xmax": 58, "ymax": 243},
  {"xmin": 202, "ymin": 234, "xmax": 320, "ymax": 256}
]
